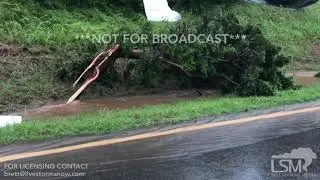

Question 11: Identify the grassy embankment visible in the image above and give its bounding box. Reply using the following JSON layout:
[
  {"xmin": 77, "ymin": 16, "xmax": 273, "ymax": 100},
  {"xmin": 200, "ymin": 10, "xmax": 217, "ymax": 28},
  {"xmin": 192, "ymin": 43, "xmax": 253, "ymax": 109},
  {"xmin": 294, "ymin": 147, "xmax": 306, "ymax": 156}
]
[
  {"xmin": 0, "ymin": 1, "xmax": 319, "ymax": 113},
  {"xmin": 232, "ymin": 3, "xmax": 320, "ymax": 69},
  {"xmin": 0, "ymin": 0, "xmax": 148, "ymax": 112},
  {"xmin": 0, "ymin": 1, "xmax": 319, "ymax": 144}
]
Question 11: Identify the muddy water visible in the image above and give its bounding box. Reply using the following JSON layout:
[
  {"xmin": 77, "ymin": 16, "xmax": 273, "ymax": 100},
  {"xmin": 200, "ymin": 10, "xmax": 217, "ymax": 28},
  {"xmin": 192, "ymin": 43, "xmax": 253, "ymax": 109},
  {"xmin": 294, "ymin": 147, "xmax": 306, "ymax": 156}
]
[
  {"xmin": 24, "ymin": 90, "xmax": 219, "ymax": 119},
  {"xmin": 288, "ymin": 71, "xmax": 320, "ymax": 86},
  {"xmin": 295, "ymin": 76, "xmax": 320, "ymax": 86},
  {"xmin": 22, "ymin": 71, "xmax": 320, "ymax": 119}
]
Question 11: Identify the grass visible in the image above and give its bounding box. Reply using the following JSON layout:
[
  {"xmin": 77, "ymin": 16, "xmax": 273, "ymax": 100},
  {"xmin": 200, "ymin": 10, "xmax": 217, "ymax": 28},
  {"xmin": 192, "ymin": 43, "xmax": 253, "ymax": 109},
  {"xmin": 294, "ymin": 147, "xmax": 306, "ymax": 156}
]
[
  {"xmin": 231, "ymin": 2, "xmax": 320, "ymax": 59},
  {"xmin": 0, "ymin": 1, "xmax": 147, "ymax": 49},
  {"xmin": 1, "ymin": 1, "xmax": 319, "ymax": 57},
  {"xmin": 1, "ymin": 83, "xmax": 320, "ymax": 145}
]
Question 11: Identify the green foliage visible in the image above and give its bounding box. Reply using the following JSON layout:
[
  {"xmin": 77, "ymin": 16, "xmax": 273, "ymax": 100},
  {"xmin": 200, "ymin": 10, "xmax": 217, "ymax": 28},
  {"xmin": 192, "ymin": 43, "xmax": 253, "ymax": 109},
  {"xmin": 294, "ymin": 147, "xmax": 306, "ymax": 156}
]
[{"xmin": 132, "ymin": 11, "xmax": 295, "ymax": 96}]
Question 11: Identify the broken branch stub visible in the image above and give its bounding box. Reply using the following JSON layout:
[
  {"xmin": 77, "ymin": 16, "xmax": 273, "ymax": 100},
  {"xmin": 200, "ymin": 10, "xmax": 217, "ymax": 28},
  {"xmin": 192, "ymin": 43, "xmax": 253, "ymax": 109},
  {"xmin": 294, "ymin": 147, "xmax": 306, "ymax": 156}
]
[{"xmin": 66, "ymin": 44, "xmax": 122, "ymax": 104}]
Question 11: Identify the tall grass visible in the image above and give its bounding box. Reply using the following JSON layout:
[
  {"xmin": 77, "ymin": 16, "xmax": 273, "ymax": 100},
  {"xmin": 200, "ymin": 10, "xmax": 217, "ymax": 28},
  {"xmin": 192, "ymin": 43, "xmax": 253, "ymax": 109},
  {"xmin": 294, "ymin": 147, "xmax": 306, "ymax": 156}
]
[
  {"xmin": 0, "ymin": 0, "xmax": 146, "ymax": 48},
  {"xmin": 231, "ymin": 2, "xmax": 320, "ymax": 59},
  {"xmin": 1, "ymin": 1, "xmax": 319, "ymax": 57}
]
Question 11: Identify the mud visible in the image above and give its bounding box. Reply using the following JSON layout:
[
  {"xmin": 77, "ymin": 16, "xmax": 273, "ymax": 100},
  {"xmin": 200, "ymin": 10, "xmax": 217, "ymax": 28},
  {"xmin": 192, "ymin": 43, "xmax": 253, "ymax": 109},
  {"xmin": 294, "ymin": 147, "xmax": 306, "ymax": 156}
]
[
  {"xmin": 292, "ymin": 45, "xmax": 320, "ymax": 70},
  {"xmin": 23, "ymin": 90, "xmax": 219, "ymax": 119},
  {"xmin": 0, "ymin": 43, "xmax": 52, "ymax": 79},
  {"xmin": 312, "ymin": 44, "xmax": 320, "ymax": 60},
  {"xmin": 0, "ymin": 43, "xmax": 62, "ymax": 113}
]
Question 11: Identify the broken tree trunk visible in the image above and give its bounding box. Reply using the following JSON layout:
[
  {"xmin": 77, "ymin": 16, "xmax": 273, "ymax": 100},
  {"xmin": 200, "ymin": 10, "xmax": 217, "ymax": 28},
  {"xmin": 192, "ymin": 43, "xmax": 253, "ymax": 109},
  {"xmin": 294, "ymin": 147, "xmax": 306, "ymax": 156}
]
[
  {"xmin": 67, "ymin": 44, "xmax": 202, "ymax": 104},
  {"xmin": 67, "ymin": 44, "xmax": 122, "ymax": 104}
]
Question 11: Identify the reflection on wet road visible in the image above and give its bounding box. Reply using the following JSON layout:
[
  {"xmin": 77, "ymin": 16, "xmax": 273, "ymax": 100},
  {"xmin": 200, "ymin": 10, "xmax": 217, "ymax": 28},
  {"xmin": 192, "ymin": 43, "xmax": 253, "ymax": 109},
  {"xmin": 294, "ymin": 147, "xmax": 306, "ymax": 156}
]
[{"xmin": 1, "ymin": 108, "xmax": 320, "ymax": 180}]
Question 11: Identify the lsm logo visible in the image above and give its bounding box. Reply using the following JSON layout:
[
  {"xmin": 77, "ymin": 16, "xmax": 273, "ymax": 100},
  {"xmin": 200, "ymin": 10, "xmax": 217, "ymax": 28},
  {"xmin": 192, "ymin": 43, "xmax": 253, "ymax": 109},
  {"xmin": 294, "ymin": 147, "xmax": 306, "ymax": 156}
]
[{"xmin": 271, "ymin": 148, "xmax": 317, "ymax": 175}]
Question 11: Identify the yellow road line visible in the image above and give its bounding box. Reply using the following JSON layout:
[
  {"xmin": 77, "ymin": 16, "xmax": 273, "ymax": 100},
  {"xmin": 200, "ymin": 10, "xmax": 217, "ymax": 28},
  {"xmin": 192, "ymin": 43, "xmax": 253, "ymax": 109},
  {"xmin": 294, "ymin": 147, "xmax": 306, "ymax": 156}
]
[{"xmin": 1, "ymin": 106, "xmax": 320, "ymax": 163}]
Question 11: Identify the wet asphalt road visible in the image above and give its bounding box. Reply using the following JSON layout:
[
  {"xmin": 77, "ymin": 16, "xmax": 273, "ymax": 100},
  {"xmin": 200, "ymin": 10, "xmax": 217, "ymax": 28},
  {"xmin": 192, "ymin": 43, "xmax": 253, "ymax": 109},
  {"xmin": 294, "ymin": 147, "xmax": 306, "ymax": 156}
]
[{"xmin": 1, "ymin": 108, "xmax": 320, "ymax": 180}]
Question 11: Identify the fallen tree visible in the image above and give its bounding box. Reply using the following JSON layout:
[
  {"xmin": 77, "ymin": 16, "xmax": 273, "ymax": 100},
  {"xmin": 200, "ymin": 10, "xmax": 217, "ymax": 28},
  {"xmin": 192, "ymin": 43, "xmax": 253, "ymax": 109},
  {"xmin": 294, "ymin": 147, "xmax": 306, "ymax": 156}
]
[
  {"xmin": 119, "ymin": 12, "xmax": 295, "ymax": 96},
  {"xmin": 64, "ymin": 8, "xmax": 295, "ymax": 102}
]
